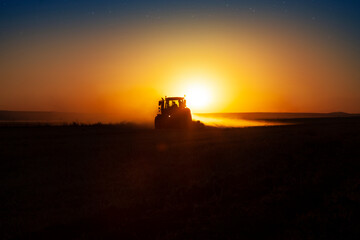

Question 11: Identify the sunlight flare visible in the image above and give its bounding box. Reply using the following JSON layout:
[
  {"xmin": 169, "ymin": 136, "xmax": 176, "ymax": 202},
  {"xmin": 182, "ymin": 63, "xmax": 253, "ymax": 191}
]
[{"xmin": 185, "ymin": 85, "xmax": 211, "ymax": 110}]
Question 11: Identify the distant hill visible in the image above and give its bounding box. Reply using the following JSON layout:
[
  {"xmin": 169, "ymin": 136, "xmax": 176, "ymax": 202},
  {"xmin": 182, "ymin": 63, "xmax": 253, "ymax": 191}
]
[
  {"xmin": 194, "ymin": 112, "xmax": 359, "ymax": 120},
  {"xmin": 1, "ymin": 110, "xmax": 359, "ymax": 124}
]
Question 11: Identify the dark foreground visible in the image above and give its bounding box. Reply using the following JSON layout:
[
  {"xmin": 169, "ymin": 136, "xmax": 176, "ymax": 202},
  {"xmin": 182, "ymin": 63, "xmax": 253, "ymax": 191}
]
[{"xmin": 1, "ymin": 118, "xmax": 360, "ymax": 239}]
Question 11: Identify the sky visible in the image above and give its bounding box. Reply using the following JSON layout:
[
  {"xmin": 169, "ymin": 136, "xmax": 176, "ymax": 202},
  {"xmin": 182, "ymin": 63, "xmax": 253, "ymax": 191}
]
[{"xmin": 1, "ymin": 0, "xmax": 360, "ymax": 121}]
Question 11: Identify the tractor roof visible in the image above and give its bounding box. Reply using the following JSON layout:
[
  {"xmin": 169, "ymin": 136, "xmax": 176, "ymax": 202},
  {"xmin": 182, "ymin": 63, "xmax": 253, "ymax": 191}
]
[{"xmin": 165, "ymin": 97, "xmax": 184, "ymax": 100}]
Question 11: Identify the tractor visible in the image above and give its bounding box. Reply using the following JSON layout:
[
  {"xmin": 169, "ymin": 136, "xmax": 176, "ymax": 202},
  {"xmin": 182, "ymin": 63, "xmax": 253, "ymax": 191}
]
[{"xmin": 155, "ymin": 96, "xmax": 192, "ymax": 129}]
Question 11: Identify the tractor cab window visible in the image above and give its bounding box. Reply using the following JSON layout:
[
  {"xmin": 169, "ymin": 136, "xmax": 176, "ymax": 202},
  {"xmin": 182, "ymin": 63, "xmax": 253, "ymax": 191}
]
[
  {"xmin": 166, "ymin": 100, "xmax": 179, "ymax": 108},
  {"xmin": 164, "ymin": 98, "xmax": 185, "ymax": 110}
]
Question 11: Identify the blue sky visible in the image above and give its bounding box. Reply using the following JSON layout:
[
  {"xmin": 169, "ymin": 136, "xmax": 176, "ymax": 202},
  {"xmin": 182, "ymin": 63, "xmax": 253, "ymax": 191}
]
[{"xmin": 1, "ymin": 0, "xmax": 359, "ymax": 36}]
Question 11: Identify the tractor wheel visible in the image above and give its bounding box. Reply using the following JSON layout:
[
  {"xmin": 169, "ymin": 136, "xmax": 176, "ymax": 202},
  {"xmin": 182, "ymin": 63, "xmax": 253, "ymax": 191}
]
[
  {"xmin": 155, "ymin": 115, "xmax": 164, "ymax": 129},
  {"xmin": 176, "ymin": 109, "xmax": 192, "ymax": 129}
]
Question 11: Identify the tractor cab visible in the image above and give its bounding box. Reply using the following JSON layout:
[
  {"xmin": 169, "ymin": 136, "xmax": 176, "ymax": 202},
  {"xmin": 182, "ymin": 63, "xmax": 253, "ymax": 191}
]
[{"xmin": 158, "ymin": 97, "xmax": 187, "ymax": 115}]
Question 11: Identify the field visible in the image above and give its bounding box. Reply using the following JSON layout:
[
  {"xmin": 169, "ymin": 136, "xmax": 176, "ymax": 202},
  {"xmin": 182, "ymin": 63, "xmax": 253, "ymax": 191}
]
[{"xmin": 1, "ymin": 117, "xmax": 360, "ymax": 239}]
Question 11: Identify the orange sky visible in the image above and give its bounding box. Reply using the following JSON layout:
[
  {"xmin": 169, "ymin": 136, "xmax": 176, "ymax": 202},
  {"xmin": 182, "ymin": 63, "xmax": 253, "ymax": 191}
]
[{"xmin": 1, "ymin": 16, "xmax": 359, "ymax": 122}]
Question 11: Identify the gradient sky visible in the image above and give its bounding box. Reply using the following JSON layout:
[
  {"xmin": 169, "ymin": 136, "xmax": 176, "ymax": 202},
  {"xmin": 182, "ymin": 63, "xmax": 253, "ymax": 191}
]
[{"xmin": 1, "ymin": 0, "xmax": 360, "ymax": 121}]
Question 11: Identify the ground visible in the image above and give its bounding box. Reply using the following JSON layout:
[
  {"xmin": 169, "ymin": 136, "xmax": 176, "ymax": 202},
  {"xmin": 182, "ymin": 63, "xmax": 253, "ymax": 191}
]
[{"xmin": 1, "ymin": 118, "xmax": 360, "ymax": 239}]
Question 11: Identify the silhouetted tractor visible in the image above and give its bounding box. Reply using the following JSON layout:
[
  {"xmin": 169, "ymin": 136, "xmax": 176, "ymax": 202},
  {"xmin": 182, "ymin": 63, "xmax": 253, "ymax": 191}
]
[{"xmin": 155, "ymin": 96, "xmax": 192, "ymax": 129}]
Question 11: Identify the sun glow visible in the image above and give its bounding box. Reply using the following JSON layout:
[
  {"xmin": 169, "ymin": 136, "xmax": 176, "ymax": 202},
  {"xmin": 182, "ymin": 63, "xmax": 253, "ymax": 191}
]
[
  {"xmin": 185, "ymin": 84, "xmax": 211, "ymax": 110},
  {"xmin": 169, "ymin": 71, "xmax": 222, "ymax": 113}
]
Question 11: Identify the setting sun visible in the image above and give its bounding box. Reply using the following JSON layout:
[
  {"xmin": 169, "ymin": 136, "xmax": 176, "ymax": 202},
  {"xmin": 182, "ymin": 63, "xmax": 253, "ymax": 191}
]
[
  {"xmin": 167, "ymin": 71, "xmax": 222, "ymax": 113},
  {"xmin": 185, "ymin": 85, "xmax": 211, "ymax": 110}
]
